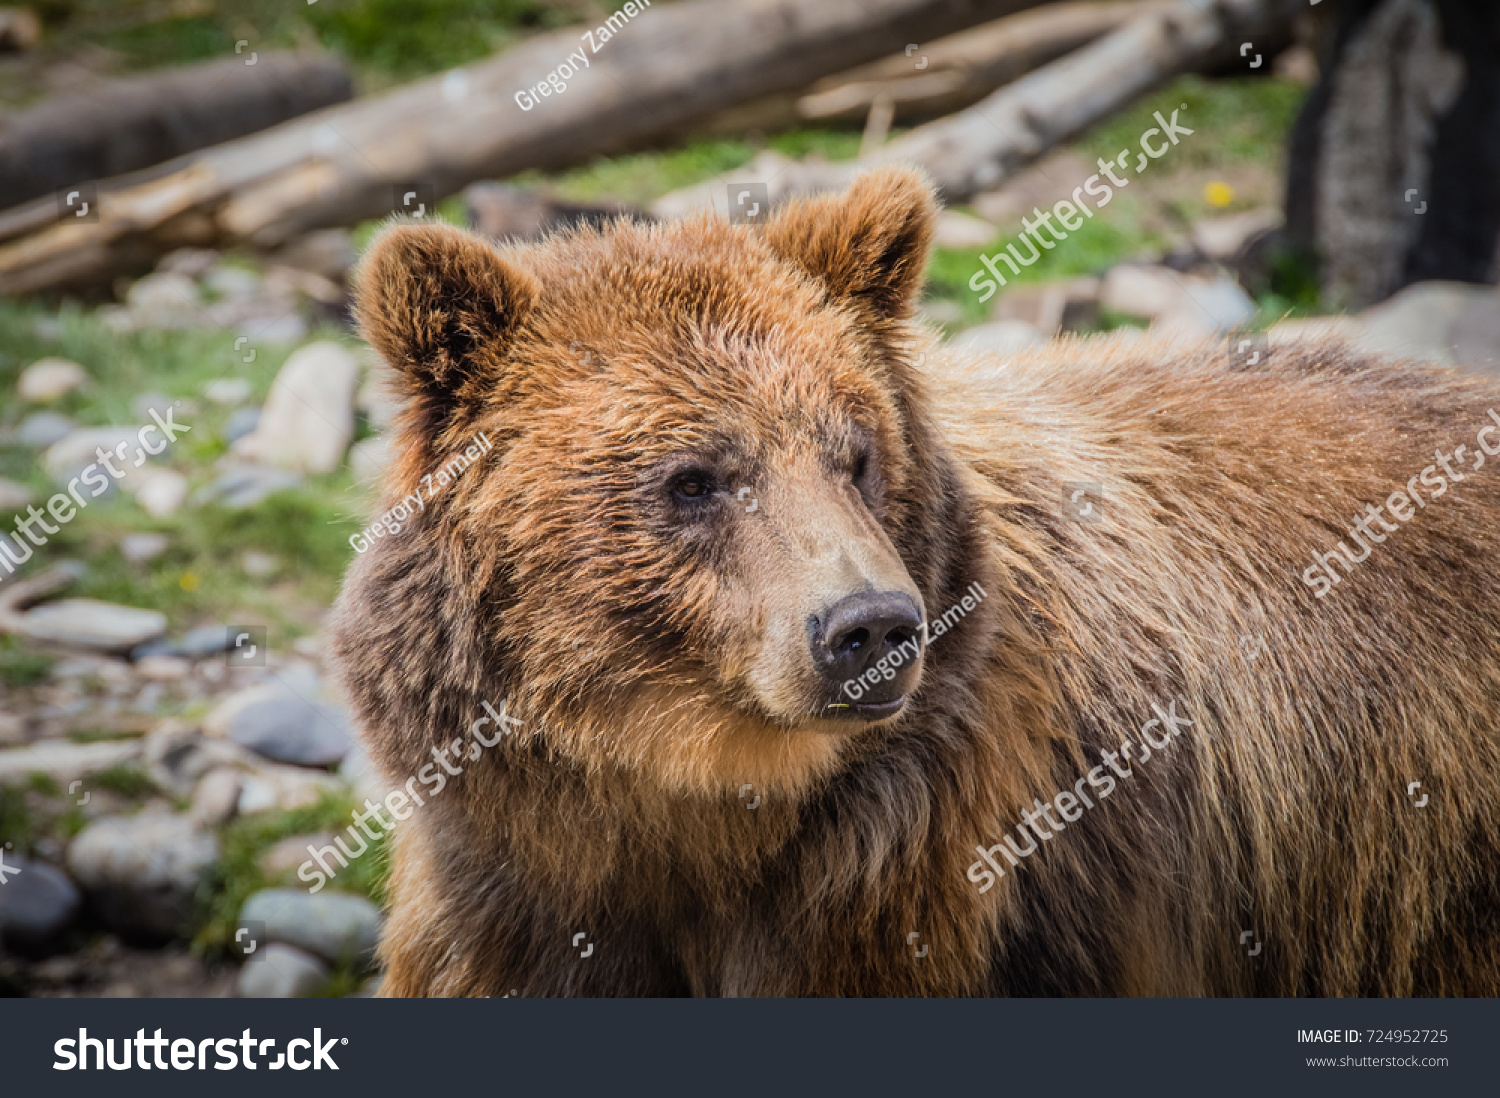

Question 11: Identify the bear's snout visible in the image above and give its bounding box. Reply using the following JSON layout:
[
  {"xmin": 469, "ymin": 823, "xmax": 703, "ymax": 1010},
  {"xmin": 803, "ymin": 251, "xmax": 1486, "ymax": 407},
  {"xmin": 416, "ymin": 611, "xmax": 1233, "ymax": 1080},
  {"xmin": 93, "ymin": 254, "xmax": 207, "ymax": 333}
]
[{"xmin": 811, "ymin": 590, "xmax": 924, "ymax": 719}]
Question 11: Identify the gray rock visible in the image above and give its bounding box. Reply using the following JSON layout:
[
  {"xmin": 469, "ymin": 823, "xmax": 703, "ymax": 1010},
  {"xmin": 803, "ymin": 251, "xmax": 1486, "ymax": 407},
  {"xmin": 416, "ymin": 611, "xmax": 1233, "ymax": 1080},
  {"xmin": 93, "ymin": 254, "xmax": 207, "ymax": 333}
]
[
  {"xmin": 125, "ymin": 271, "xmax": 200, "ymax": 314},
  {"xmin": 240, "ymin": 550, "xmax": 279, "ymax": 577},
  {"xmin": 229, "ymin": 688, "xmax": 352, "ymax": 767},
  {"xmin": 43, "ymin": 427, "xmax": 141, "ymax": 487},
  {"xmin": 356, "ymin": 365, "xmax": 401, "ymax": 431},
  {"xmin": 196, "ymin": 462, "xmax": 300, "ymax": 510},
  {"xmin": 1191, "ymin": 209, "xmax": 1282, "ymax": 263},
  {"xmin": 120, "ymin": 532, "xmax": 169, "ymax": 563},
  {"xmin": 236, "ymin": 942, "xmax": 330, "ymax": 998},
  {"xmin": 1101, "ymin": 265, "xmax": 1255, "ymax": 334},
  {"xmin": 235, "ymin": 764, "xmax": 343, "ymax": 814},
  {"xmin": 17, "ymin": 411, "xmax": 76, "ymax": 449},
  {"xmin": 141, "ymin": 724, "xmax": 252, "ymax": 798},
  {"xmin": 932, "ymin": 210, "xmax": 997, "ymax": 250},
  {"xmin": 18, "ymin": 357, "xmax": 89, "ymax": 403},
  {"xmin": 224, "ymin": 406, "xmax": 261, "ymax": 443},
  {"xmin": 174, "ymin": 624, "xmax": 239, "ymax": 659},
  {"xmin": 203, "ymin": 265, "xmax": 261, "ymax": 301},
  {"xmin": 0, "ymin": 856, "xmax": 81, "ymax": 953},
  {"xmin": 125, "ymin": 467, "xmax": 187, "ymax": 519},
  {"xmin": 951, "ymin": 320, "xmax": 1045, "ymax": 355},
  {"xmin": 157, "ymin": 248, "xmax": 218, "ymax": 279},
  {"xmin": 918, "ymin": 299, "xmax": 965, "ymax": 328},
  {"xmin": 259, "ymin": 832, "xmax": 335, "ymax": 882},
  {"xmin": 0, "ymin": 532, "xmax": 31, "ymax": 586},
  {"xmin": 232, "ymin": 341, "xmax": 359, "ymax": 474},
  {"xmin": 240, "ymin": 888, "xmax": 382, "ymax": 967},
  {"xmin": 0, "ymin": 738, "xmax": 141, "ymax": 785},
  {"xmin": 135, "ymin": 655, "xmax": 190, "ymax": 682},
  {"xmin": 1357, "ymin": 281, "xmax": 1500, "ymax": 372},
  {"xmin": 190, "ymin": 768, "xmax": 242, "ymax": 827},
  {"xmin": 348, "ymin": 435, "xmax": 393, "ymax": 483},
  {"xmin": 338, "ymin": 738, "xmax": 387, "ymax": 806},
  {"xmin": 67, "ymin": 813, "xmax": 219, "ymax": 940},
  {"xmin": 203, "ymin": 378, "xmax": 253, "ymax": 406},
  {"xmin": 131, "ymin": 392, "xmax": 177, "ymax": 423},
  {"xmin": 20, "ymin": 598, "xmax": 166, "ymax": 652}
]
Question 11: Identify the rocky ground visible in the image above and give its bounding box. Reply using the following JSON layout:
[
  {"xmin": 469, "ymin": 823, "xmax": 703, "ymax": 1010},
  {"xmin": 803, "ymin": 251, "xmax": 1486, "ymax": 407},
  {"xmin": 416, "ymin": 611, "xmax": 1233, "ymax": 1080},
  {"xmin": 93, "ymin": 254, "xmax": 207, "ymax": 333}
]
[{"xmin": 0, "ymin": 240, "xmax": 390, "ymax": 998}]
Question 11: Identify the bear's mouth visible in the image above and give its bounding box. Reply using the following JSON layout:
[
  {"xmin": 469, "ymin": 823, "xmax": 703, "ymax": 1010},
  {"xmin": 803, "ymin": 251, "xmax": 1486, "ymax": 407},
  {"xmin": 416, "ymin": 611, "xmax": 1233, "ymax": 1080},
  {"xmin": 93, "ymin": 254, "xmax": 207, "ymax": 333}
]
[{"xmin": 821, "ymin": 694, "xmax": 908, "ymax": 722}]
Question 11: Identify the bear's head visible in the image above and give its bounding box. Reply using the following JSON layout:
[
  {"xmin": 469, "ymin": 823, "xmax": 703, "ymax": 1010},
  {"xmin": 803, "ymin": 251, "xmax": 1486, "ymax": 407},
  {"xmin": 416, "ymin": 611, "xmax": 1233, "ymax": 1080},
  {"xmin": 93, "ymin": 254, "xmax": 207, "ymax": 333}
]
[{"xmin": 352, "ymin": 166, "xmax": 979, "ymax": 796}]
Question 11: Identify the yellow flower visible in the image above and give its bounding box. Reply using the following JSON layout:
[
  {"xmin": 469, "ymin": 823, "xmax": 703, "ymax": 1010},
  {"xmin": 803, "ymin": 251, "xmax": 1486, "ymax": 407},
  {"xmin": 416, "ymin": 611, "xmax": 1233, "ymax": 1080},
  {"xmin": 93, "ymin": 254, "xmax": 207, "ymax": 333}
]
[
  {"xmin": 179, "ymin": 572, "xmax": 200, "ymax": 592},
  {"xmin": 1204, "ymin": 181, "xmax": 1235, "ymax": 209}
]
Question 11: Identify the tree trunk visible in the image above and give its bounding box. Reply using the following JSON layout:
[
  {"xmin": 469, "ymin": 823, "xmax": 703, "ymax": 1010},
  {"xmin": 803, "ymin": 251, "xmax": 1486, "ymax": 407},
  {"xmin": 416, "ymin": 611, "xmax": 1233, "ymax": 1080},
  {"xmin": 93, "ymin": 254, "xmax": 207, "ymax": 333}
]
[
  {"xmin": 0, "ymin": 52, "xmax": 353, "ymax": 210},
  {"xmin": 1282, "ymin": 0, "xmax": 1500, "ymax": 309}
]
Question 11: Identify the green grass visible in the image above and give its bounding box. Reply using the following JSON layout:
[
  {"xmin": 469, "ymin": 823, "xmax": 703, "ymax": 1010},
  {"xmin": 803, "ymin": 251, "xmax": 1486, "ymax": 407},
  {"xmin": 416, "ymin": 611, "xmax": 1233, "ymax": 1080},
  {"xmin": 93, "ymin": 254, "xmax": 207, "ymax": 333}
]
[
  {"xmin": 922, "ymin": 74, "xmax": 1311, "ymax": 326},
  {"xmin": 0, "ymin": 635, "xmax": 54, "ymax": 688},
  {"xmin": 1077, "ymin": 74, "xmax": 1306, "ymax": 175},
  {"xmin": 928, "ymin": 215, "xmax": 1155, "ymax": 327},
  {"xmin": 305, "ymin": 0, "xmax": 567, "ymax": 82},
  {"xmin": 20, "ymin": 0, "xmax": 571, "ymax": 90},
  {"xmin": 89, "ymin": 764, "xmax": 157, "ymax": 799},
  {"xmin": 0, "ymin": 786, "xmax": 40, "ymax": 857},
  {"xmin": 0, "ymin": 301, "xmax": 367, "ymax": 633}
]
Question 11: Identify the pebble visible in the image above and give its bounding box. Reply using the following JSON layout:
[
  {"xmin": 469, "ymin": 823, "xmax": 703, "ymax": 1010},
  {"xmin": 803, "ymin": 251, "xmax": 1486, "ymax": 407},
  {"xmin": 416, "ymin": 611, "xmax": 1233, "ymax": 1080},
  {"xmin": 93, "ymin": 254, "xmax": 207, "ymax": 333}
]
[
  {"xmin": 203, "ymin": 378, "xmax": 253, "ymax": 406},
  {"xmin": 190, "ymin": 767, "xmax": 243, "ymax": 826},
  {"xmin": 348, "ymin": 435, "xmax": 393, "ymax": 483},
  {"xmin": 17, "ymin": 357, "xmax": 89, "ymax": 403},
  {"xmin": 135, "ymin": 655, "xmax": 191, "ymax": 681},
  {"xmin": 126, "ymin": 467, "xmax": 188, "ymax": 519},
  {"xmin": 236, "ymin": 942, "xmax": 330, "ymax": 998},
  {"xmin": 224, "ymin": 406, "xmax": 260, "ymax": 443},
  {"xmin": 228, "ymin": 687, "xmax": 352, "ymax": 767},
  {"xmin": 67, "ymin": 813, "xmax": 219, "ymax": 940},
  {"xmin": 231, "ymin": 341, "xmax": 360, "ymax": 474},
  {"xmin": 120, "ymin": 532, "xmax": 169, "ymax": 563},
  {"xmin": 42, "ymin": 427, "xmax": 141, "ymax": 486},
  {"xmin": 1100, "ymin": 265, "xmax": 1255, "ymax": 333},
  {"xmin": 0, "ymin": 856, "xmax": 81, "ymax": 953},
  {"xmin": 131, "ymin": 392, "xmax": 177, "ymax": 423},
  {"xmin": 16, "ymin": 412, "xmax": 75, "ymax": 449},
  {"xmin": 140, "ymin": 723, "xmax": 251, "ymax": 798},
  {"xmin": 258, "ymin": 832, "xmax": 335, "ymax": 881},
  {"xmin": 0, "ymin": 476, "xmax": 33, "ymax": 510},
  {"xmin": 240, "ymin": 550, "xmax": 278, "ymax": 577},
  {"xmin": 951, "ymin": 320, "xmax": 1045, "ymax": 354},
  {"xmin": 20, "ymin": 598, "xmax": 167, "ymax": 652},
  {"xmin": 195, "ymin": 462, "xmax": 300, "ymax": 510},
  {"xmin": 240, "ymin": 888, "xmax": 382, "ymax": 967},
  {"xmin": 933, "ymin": 210, "xmax": 999, "ymax": 250}
]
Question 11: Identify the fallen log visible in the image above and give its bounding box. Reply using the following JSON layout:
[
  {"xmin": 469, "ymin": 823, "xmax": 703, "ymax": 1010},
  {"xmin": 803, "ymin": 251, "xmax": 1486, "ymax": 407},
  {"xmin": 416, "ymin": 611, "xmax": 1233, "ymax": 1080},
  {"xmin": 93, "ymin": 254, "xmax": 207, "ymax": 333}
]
[
  {"xmin": 0, "ymin": 51, "xmax": 354, "ymax": 210},
  {"xmin": 0, "ymin": 0, "xmax": 1054, "ymax": 296},
  {"xmin": 654, "ymin": 0, "xmax": 1306, "ymax": 218},
  {"xmin": 667, "ymin": 0, "xmax": 1166, "ymax": 139},
  {"xmin": 797, "ymin": 0, "xmax": 1171, "ymax": 125}
]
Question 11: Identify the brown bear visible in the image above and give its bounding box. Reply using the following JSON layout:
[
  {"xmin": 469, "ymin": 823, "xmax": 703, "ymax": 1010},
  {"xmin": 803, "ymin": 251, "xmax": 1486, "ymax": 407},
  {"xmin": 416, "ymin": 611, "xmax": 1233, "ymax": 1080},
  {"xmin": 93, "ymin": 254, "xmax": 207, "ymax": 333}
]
[{"xmin": 330, "ymin": 166, "xmax": 1500, "ymax": 997}]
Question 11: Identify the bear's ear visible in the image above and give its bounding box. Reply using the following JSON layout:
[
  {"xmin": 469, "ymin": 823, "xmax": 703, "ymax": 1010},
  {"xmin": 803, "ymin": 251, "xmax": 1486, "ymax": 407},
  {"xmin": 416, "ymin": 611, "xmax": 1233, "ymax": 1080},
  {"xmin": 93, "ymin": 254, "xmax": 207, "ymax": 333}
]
[
  {"xmin": 355, "ymin": 221, "xmax": 539, "ymax": 430},
  {"xmin": 761, "ymin": 166, "xmax": 936, "ymax": 321}
]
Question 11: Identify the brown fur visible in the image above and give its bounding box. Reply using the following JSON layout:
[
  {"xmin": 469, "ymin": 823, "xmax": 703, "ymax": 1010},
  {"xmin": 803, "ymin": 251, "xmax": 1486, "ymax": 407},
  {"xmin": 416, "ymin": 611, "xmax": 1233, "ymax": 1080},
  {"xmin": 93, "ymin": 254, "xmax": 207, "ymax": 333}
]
[{"xmin": 329, "ymin": 167, "xmax": 1500, "ymax": 997}]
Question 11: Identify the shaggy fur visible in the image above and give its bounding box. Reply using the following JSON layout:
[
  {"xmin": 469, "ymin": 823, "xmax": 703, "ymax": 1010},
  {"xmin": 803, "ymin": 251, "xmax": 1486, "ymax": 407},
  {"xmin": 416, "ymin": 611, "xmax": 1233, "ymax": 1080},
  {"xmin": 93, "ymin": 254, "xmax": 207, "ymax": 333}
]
[{"xmin": 329, "ymin": 167, "xmax": 1500, "ymax": 997}]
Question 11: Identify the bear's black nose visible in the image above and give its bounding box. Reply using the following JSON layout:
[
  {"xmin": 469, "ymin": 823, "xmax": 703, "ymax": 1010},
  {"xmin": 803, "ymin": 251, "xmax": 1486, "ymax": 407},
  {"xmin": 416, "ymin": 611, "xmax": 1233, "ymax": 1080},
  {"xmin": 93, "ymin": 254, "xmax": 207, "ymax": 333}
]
[{"xmin": 811, "ymin": 591, "xmax": 924, "ymax": 708}]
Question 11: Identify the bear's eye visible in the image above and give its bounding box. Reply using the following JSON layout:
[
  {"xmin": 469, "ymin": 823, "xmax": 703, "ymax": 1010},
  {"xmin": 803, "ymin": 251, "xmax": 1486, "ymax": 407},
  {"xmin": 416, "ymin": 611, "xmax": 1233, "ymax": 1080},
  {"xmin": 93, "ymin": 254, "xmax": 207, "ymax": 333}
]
[{"xmin": 670, "ymin": 471, "xmax": 716, "ymax": 502}]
